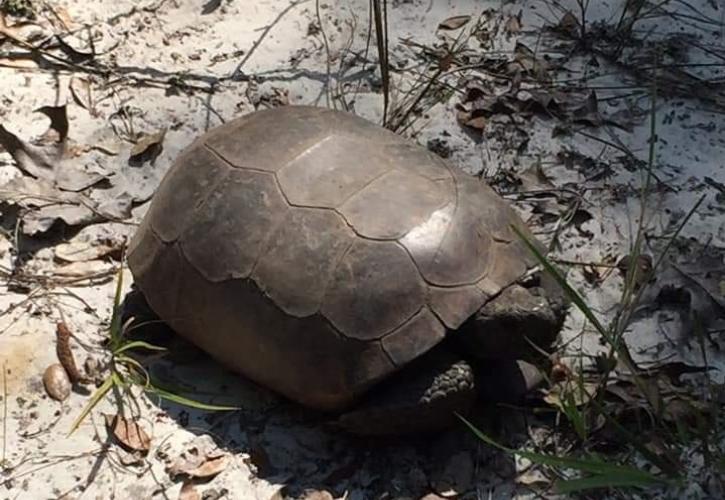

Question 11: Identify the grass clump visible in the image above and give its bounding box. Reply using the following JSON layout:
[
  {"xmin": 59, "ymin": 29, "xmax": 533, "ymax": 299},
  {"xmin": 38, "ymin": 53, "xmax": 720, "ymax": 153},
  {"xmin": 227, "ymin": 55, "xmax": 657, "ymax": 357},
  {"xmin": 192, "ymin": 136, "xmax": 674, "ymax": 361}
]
[
  {"xmin": 462, "ymin": 57, "xmax": 721, "ymax": 494},
  {"xmin": 69, "ymin": 255, "xmax": 238, "ymax": 436}
]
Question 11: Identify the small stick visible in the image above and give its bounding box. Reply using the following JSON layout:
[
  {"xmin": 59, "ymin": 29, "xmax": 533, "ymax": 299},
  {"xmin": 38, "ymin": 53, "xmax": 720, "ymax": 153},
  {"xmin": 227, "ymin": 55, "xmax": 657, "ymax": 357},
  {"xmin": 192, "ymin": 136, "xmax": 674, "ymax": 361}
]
[{"xmin": 2, "ymin": 362, "xmax": 7, "ymax": 468}]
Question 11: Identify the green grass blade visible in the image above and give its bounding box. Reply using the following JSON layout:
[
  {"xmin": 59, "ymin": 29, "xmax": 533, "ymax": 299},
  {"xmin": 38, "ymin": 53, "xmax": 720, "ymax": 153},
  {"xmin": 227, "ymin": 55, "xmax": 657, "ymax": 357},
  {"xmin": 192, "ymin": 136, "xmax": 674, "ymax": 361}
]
[
  {"xmin": 146, "ymin": 386, "xmax": 240, "ymax": 411},
  {"xmin": 114, "ymin": 340, "xmax": 167, "ymax": 355},
  {"xmin": 68, "ymin": 376, "xmax": 115, "ymax": 435},
  {"xmin": 116, "ymin": 355, "xmax": 151, "ymax": 387},
  {"xmin": 459, "ymin": 415, "xmax": 661, "ymax": 478},
  {"xmin": 555, "ymin": 473, "xmax": 664, "ymax": 494},
  {"xmin": 588, "ymin": 397, "xmax": 680, "ymax": 477},
  {"xmin": 511, "ymin": 225, "xmax": 608, "ymax": 337},
  {"xmin": 563, "ymin": 388, "xmax": 588, "ymax": 441}
]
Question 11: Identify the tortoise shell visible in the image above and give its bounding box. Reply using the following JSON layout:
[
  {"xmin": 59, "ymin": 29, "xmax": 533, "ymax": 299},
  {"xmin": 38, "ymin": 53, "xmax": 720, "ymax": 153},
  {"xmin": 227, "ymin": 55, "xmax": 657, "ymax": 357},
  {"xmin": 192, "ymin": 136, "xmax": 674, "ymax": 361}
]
[{"xmin": 127, "ymin": 106, "xmax": 539, "ymax": 411}]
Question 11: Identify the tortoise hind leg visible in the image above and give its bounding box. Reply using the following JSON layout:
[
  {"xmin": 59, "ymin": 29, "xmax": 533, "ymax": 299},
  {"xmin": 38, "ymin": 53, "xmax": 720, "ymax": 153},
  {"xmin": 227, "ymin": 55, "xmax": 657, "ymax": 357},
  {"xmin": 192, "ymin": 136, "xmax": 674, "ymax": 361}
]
[{"xmin": 337, "ymin": 349, "xmax": 476, "ymax": 436}]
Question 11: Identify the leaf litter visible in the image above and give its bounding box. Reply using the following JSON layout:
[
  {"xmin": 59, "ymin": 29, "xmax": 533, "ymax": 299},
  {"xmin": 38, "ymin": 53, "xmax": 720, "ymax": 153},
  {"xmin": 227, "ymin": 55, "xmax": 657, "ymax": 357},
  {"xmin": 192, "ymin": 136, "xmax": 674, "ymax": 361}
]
[
  {"xmin": 167, "ymin": 435, "xmax": 230, "ymax": 480},
  {"xmin": 104, "ymin": 413, "xmax": 151, "ymax": 454},
  {"xmin": 0, "ymin": 103, "xmax": 166, "ymax": 234}
]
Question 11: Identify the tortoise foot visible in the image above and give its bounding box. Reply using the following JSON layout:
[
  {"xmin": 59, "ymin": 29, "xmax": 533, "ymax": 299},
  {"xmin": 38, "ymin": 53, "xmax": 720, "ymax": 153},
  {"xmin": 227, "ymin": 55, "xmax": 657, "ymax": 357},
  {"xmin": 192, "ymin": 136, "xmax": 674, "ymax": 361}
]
[{"xmin": 337, "ymin": 350, "xmax": 476, "ymax": 436}]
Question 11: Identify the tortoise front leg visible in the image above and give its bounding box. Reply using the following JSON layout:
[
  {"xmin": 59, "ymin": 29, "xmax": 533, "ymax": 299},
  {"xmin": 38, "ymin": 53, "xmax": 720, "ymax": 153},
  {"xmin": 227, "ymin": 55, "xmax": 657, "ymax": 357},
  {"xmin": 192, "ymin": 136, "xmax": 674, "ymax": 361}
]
[{"xmin": 336, "ymin": 348, "xmax": 476, "ymax": 436}]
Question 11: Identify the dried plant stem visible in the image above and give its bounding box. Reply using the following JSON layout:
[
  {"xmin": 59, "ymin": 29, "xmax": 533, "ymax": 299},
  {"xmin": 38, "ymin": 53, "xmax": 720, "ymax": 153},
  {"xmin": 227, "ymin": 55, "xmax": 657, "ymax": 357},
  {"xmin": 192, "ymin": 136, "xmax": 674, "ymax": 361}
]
[
  {"xmin": 1, "ymin": 362, "xmax": 6, "ymax": 467},
  {"xmin": 315, "ymin": 0, "xmax": 334, "ymax": 109},
  {"xmin": 371, "ymin": 0, "xmax": 390, "ymax": 125}
]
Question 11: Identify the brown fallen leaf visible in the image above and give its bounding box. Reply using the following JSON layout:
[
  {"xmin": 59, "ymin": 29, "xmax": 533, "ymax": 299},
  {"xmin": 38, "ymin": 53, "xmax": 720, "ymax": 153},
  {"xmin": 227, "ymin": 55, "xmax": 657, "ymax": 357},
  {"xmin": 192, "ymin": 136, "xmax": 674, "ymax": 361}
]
[
  {"xmin": 0, "ymin": 57, "xmax": 38, "ymax": 69},
  {"xmin": 0, "ymin": 105, "xmax": 164, "ymax": 235},
  {"xmin": 129, "ymin": 129, "xmax": 166, "ymax": 166},
  {"xmin": 54, "ymin": 226, "xmax": 125, "ymax": 263},
  {"xmin": 104, "ymin": 414, "xmax": 152, "ymax": 453},
  {"xmin": 555, "ymin": 11, "xmax": 580, "ymax": 37},
  {"xmin": 0, "ymin": 105, "xmax": 104, "ymax": 191},
  {"xmin": 438, "ymin": 15, "xmax": 471, "ymax": 30},
  {"xmin": 55, "ymin": 240, "xmax": 120, "ymax": 263},
  {"xmin": 168, "ymin": 435, "xmax": 230, "ymax": 480},
  {"xmin": 507, "ymin": 42, "xmax": 550, "ymax": 81},
  {"xmin": 69, "ymin": 76, "xmax": 94, "ymax": 115},
  {"xmin": 544, "ymin": 380, "xmax": 598, "ymax": 410},
  {"xmin": 54, "ymin": 33, "xmax": 95, "ymax": 63},
  {"xmin": 515, "ymin": 469, "xmax": 551, "ymax": 489},
  {"xmin": 43, "ymin": 363, "xmax": 71, "ymax": 401},
  {"xmin": 179, "ymin": 481, "xmax": 201, "ymax": 500},
  {"xmin": 0, "ymin": 14, "xmax": 33, "ymax": 47},
  {"xmin": 53, "ymin": 6, "xmax": 77, "ymax": 31},
  {"xmin": 54, "ymin": 260, "xmax": 115, "ymax": 279},
  {"xmin": 463, "ymin": 115, "xmax": 487, "ymax": 131},
  {"xmin": 246, "ymin": 83, "xmax": 289, "ymax": 110},
  {"xmin": 183, "ymin": 455, "xmax": 229, "ymax": 479},
  {"xmin": 504, "ymin": 12, "xmax": 522, "ymax": 36}
]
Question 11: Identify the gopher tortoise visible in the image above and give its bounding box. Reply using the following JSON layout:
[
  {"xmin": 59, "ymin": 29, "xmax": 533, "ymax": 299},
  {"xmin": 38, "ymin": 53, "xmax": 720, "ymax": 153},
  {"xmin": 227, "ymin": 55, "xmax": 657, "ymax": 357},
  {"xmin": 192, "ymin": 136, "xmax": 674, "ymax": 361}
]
[{"xmin": 127, "ymin": 105, "xmax": 566, "ymax": 435}]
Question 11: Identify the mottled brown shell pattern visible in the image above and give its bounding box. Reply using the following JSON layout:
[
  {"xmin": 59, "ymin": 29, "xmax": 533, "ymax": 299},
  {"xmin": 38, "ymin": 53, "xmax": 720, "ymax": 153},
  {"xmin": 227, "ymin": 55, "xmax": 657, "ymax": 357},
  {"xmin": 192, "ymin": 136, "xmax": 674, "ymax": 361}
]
[{"xmin": 127, "ymin": 106, "xmax": 538, "ymax": 410}]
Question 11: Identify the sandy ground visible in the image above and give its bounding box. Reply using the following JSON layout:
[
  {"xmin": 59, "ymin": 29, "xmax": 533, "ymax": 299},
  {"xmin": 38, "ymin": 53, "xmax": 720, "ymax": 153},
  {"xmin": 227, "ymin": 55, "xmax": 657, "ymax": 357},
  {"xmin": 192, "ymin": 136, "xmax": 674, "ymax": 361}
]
[{"xmin": 1, "ymin": 0, "xmax": 724, "ymax": 498}]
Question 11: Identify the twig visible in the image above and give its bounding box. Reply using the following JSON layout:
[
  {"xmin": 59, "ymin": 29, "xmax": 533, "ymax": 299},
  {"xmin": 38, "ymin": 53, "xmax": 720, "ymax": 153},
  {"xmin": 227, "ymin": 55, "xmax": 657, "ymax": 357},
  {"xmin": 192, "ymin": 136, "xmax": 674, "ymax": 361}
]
[
  {"xmin": 371, "ymin": 0, "xmax": 390, "ymax": 125},
  {"xmin": 1, "ymin": 362, "xmax": 7, "ymax": 468},
  {"xmin": 315, "ymin": 0, "xmax": 333, "ymax": 108}
]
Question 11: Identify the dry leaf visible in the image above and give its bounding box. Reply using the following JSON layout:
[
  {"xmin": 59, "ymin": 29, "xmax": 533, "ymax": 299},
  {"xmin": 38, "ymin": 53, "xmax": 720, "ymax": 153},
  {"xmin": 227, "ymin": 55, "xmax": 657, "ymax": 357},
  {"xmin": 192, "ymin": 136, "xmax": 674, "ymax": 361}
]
[
  {"xmin": 617, "ymin": 253, "xmax": 653, "ymax": 289},
  {"xmin": 202, "ymin": 0, "xmax": 223, "ymax": 15},
  {"xmin": 129, "ymin": 129, "xmax": 166, "ymax": 165},
  {"xmin": 504, "ymin": 13, "xmax": 522, "ymax": 36},
  {"xmin": 55, "ymin": 231, "xmax": 122, "ymax": 262},
  {"xmin": 54, "ymin": 260, "xmax": 115, "ymax": 278},
  {"xmin": 544, "ymin": 381, "xmax": 598, "ymax": 409},
  {"xmin": 104, "ymin": 414, "xmax": 152, "ymax": 453},
  {"xmin": 43, "ymin": 363, "xmax": 71, "ymax": 401},
  {"xmin": 508, "ymin": 42, "xmax": 550, "ymax": 80},
  {"xmin": 0, "ymin": 105, "xmax": 105, "ymax": 191},
  {"xmin": 118, "ymin": 448, "xmax": 147, "ymax": 466},
  {"xmin": 54, "ymin": 33, "xmax": 95, "ymax": 63},
  {"xmin": 0, "ymin": 57, "xmax": 38, "ymax": 69},
  {"xmin": 247, "ymin": 83, "xmax": 289, "ymax": 110},
  {"xmin": 183, "ymin": 455, "xmax": 229, "ymax": 479},
  {"xmin": 438, "ymin": 15, "xmax": 471, "ymax": 30},
  {"xmin": 550, "ymin": 362, "xmax": 571, "ymax": 383},
  {"xmin": 82, "ymin": 126, "xmax": 122, "ymax": 156},
  {"xmin": 168, "ymin": 435, "xmax": 230, "ymax": 480},
  {"xmin": 0, "ymin": 105, "xmax": 163, "ymax": 235},
  {"xmin": 0, "ymin": 15, "xmax": 31, "ymax": 46},
  {"xmin": 69, "ymin": 76, "xmax": 94, "ymax": 114},
  {"xmin": 556, "ymin": 11, "xmax": 580, "ymax": 37},
  {"xmin": 55, "ymin": 241, "xmax": 118, "ymax": 262},
  {"xmin": 179, "ymin": 481, "xmax": 201, "ymax": 500},
  {"xmin": 54, "ymin": 6, "xmax": 77, "ymax": 31},
  {"xmin": 464, "ymin": 115, "xmax": 487, "ymax": 130},
  {"xmin": 515, "ymin": 468, "xmax": 551, "ymax": 488}
]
